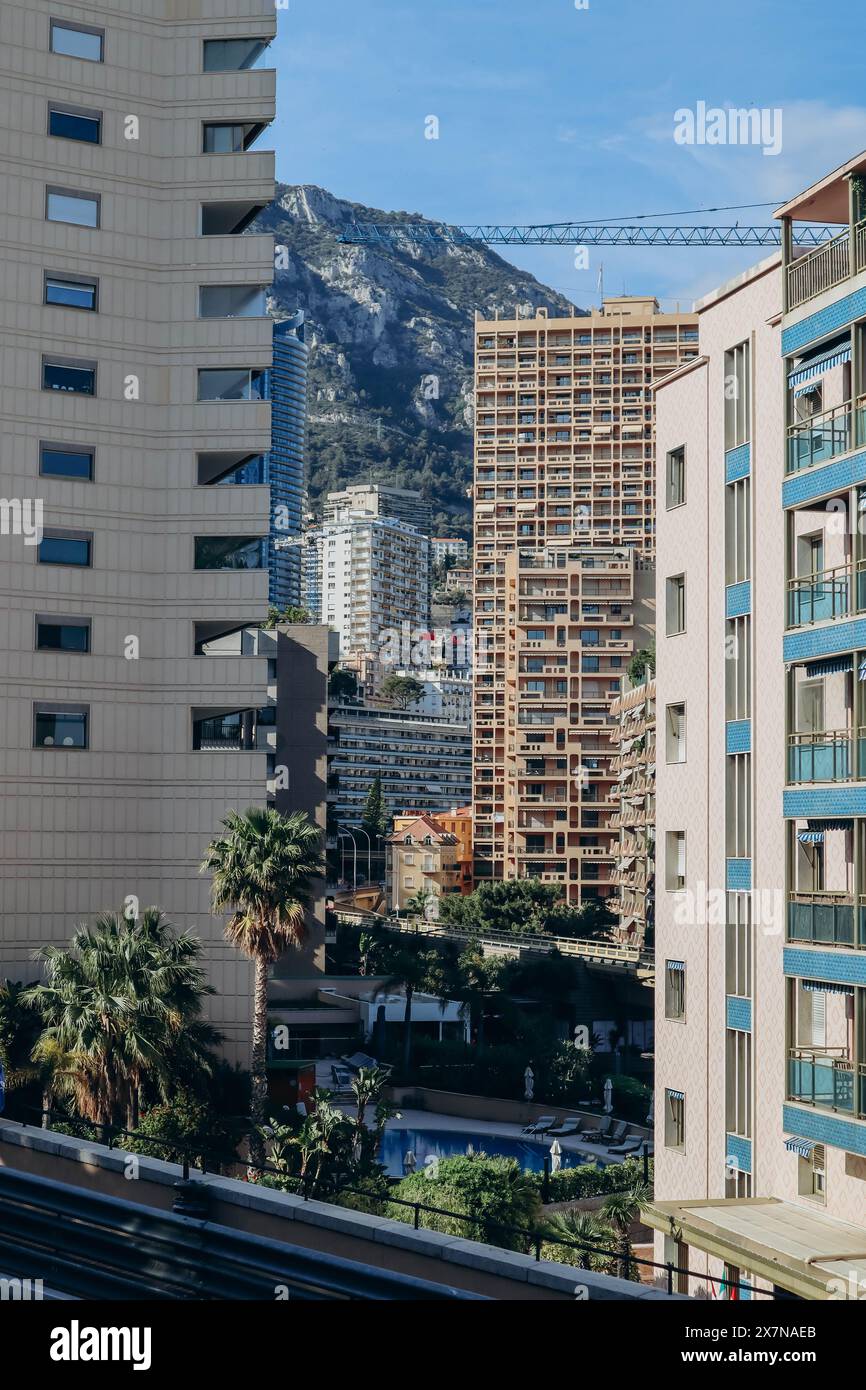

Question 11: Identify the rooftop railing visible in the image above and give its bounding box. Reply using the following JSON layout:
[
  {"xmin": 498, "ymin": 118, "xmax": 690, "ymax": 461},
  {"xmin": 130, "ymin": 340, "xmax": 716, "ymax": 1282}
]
[{"xmin": 787, "ymin": 228, "xmax": 850, "ymax": 310}]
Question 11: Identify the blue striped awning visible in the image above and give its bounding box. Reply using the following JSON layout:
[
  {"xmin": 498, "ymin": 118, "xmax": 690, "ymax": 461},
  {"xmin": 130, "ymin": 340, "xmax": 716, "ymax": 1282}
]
[
  {"xmin": 785, "ymin": 1136, "xmax": 816, "ymax": 1158},
  {"xmin": 805, "ymin": 655, "xmax": 853, "ymax": 678},
  {"xmin": 860, "ymin": 658, "xmax": 866, "ymax": 682},
  {"xmin": 807, "ymin": 819, "xmax": 853, "ymax": 831},
  {"xmin": 793, "ymin": 382, "xmax": 822, "ymax": 398},
  {"xmin": 667, "ymin": 1088, "xmax": 685, "ymax": 1101},
  {"xmin": 788, "ymin": 344, "xmax": 851, "ymax": 388},
  {"xmin": 667, "ymin": 960, "xmax": 685, "ymax": 972},
  {"xmin": 797, "ymin": 831, "xmax": 824, "ymax": 843},
  {"xmin": 801, "ymin": 980, "xmax": 854, "ymax": 996}
]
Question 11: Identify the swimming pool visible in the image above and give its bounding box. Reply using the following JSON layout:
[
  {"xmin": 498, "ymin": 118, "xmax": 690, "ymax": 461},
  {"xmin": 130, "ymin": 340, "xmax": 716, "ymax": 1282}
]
[{"xmin": 379, "ymin": 1126, "xmax": 607, "ymax": 1176}]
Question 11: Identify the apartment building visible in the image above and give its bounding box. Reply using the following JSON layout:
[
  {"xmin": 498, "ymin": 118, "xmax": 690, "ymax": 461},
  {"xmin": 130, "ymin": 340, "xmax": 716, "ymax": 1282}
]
[
  {"xmin": 609, "ymin": 673, "xmax": 656, "ymax": 945},
  {"xmin": 385, "ymin": 815, "xmax": 463, "ymax": 916},
  {"xmin": 0, "ymin": 0, "xmax": 277, "ymax": 1063},
  {"xmin": 649, "ymin": 151, "xmax": 866, "ymax": 1300},
  {"xmin": 323, "ymin": 482, "xmax": 432, "ymax": 537},
  {"xmin": 309, "ymin": 513, "xmax": 430, "ymax": 659},
  {"xmin": 432, "ymin": 537, "xmax": 469, "ymax": 565},
  {"xmin": 269, "ymin": 312, "xmax": 308, "ymax": 608},
  {"xmin": 472, "ymin": 301, "xmax": 696, "ymax": 899}
]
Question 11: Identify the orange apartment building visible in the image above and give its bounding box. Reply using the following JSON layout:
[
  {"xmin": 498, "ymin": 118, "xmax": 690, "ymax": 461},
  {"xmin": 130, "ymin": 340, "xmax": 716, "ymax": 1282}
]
[{"xmin": 472, "ymin": 298, "xmax": 698, "ymax": 903}]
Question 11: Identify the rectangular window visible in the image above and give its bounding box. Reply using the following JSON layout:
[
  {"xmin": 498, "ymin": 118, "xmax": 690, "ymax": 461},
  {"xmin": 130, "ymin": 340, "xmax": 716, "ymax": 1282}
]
[
  {"xmin": 203, "ymin": 122, "xmax": 254, "ymax": 154},
  {"xmin": 193, "ymin": 536, "xmax": 267, "ymax": 570},
  {"xmin": 197, "ymin": 368, "xmax": 267, "ymax": 402},
  {"xmin": 666, "ymin": 574, "xmax": 686, "ymax": 635},
  {"xmin": 42, "ymin": 357, "xmax": 96, "ymax": 396},
  {"xmin": 725, "ymin": 895, "xmax": 753, "ymax": 997},
  {"xmin": 46, "ymin": 187, "xmax": 99, "ymax": 228},
  {"xmin": 665, "ymin": 703, "xmax": 686, "ymax": 763},
  {"xmin": 725, "ymin": 477, "xmax": 751, "ymax": 585},
  {"xmin": 48, "ymin": 104, "xmax": 101, "ymax": 144},
  {"xmin": 724, "ymin": 341, "xmax": 751, "ymax": 450},
  {"xmin": 36, "ymin": 615, "xmax": 91, "ymax": 653},
  {"xmin": 725, "ymin": 1029, "xmax": 752, "ymax": 1138},
  {"xmin": 726, "ymin": 753, "xmax": 752, "ymax": 859},
  {"xmin": 203, "ymin": 38, "xmax": 269, "ymax": 71},
  {"xmin": 44, "ymin": 274, "xmax": 98, "ymax": 311},
  {"xmin": 34, "ymin": 704, "xmax": 89, "ymax": 748},
  {"xmin": 198, "ymin": 285, "xmax": 267, "ymax": 318},
  {"xmin": 666, "ymin": 445, "xmax": 686, "ymax": 508},
  {"xmin": 50, "ymin": 20, "xmax": 104, "ymax": 62},
  {"xmin": 39, "ymin": 443, "xmax": 94, "ymax": 480},
  {"xmin": 38, "ymin": 531, "xmax": 92, "ymax": 567},
  {"xmin": 665, "ymin": 831, "xmax": 686, "ymax": 891},
  {"xmin": 725, "ymin": 616, "xmax": 751, "ymax": 720},
  {"xmin": 665, "ymin": 962, "xmax": 686, "ymax": 1020},
  {"xmin": 665, "ymin": 1090, "xmax": 686, "ymax": 1149},
  {"xmin": 798, "ymin": 1144, "xmax": 826, "ymax": 1202}
]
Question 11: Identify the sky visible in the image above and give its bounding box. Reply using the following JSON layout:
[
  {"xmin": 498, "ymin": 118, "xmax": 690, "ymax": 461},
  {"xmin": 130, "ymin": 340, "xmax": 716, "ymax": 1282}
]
[{"xmin": 268, "ymin": 0, "xmax": 866, "ymax": 309}]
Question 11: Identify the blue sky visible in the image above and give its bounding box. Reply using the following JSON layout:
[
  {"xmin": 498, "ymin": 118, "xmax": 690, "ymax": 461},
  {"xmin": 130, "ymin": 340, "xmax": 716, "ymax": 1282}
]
[{"xmin": 269, "ymin": 0, "xmax": 866, "ymax": 308}]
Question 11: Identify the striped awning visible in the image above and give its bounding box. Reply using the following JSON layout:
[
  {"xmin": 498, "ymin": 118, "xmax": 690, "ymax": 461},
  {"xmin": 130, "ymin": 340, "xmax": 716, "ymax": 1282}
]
[
  {"xmin": 859, "ymin": 658, "xmax": 866, "ymax": 682},
  {"xmin": 667, "ymin": 960, "xmax": 685, "ymax": 972},
  {"xmin": 805, "ymin": 655, "xmax": 853, "ymax": 678},
  {"xmin": 797, "ymin": 831, "xmax": 824, "ymax": 843},
  {"xmin": 788, "ymin": 343, "xmax": 851, "ymax": 388},
  {"xmin": 794, "ymin": 382, "xmax": 822, "ymax": 398},
  {"xmin": 807, "ymin": 818, "xmax": 853, "ymax": 831},
  {"xmin": 785, "ymin": 1136, "xmax": 816, "ymax": 1158},
  {"xmin": 801, "ymin": 980, "xmax": 854, "ymax": 996},
  {"xmin": 667, "ymin": 1088, "xmax": 685, "ymax": 1101}
]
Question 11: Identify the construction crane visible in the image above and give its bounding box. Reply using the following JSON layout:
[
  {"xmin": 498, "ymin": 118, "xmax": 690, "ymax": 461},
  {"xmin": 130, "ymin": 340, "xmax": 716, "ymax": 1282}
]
[{"xmin": 339, "ymin": 221, "xmax": 834, "ymax": 249}]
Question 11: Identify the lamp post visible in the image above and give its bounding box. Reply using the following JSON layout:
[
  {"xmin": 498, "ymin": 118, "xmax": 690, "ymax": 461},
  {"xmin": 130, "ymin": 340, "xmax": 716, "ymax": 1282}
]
[
  {"xmin": 336, "ymin": 831, "xmax": 358, "ymax": 891},
  {"xmin": 354, "ymin": 826, "xmax": 373, "ymax": 884}
]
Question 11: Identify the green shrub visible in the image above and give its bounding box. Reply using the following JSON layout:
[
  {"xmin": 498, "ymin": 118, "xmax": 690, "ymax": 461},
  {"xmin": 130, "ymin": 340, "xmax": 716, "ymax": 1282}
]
[
  {"xmin": 123, "ymin": 1092, "xmax": 240, "ymax": 1169},
  {"xmin": 388, "ymin": 1153, "xmax": 541, "ymax": 1252}
]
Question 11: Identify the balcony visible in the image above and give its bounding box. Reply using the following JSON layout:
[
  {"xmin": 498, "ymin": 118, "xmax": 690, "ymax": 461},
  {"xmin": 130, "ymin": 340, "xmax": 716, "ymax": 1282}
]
[
  {"xmin": 788, "ymin": 891, "xmax": 862, "ymax": 948},
  {"xmin": 786, "ymin": 562, "xmax": 859, "ymax": 627},
  {"xmin": 786, "ymin": 228, "xmax": 852, "ymax": 311},
  {"xmin": 788, "ymin": 1047, "xmax": 857, "ymax": 1114},
  {"xmin": 787, "ymin": 728, "xmax": 866, "ymax": 782},
  {"xmin": 786, "ymin": 401, "xmax": 853, "ymax": 474}
]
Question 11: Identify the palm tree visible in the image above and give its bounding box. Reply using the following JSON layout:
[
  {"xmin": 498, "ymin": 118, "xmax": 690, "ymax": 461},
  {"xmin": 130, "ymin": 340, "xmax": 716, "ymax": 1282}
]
[
  {"xmin": 371, "ymin": 931, "xmax": 438, "ymax": 1073},
  {"xmin": 603, "ymin": 1179, "xmax": 651, "ymax": 1280},
  {"xmin": 542, "ymin": 1209, "xmax": 616, "ymax": 1272},
  {"xmin": 202, "ymin": 806, "xmax": 322, "ymax": 1169}
]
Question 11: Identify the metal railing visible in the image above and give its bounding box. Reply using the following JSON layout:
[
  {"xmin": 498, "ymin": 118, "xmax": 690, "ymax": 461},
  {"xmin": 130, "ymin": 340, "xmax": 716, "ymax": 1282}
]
[
  {"xmin": 786, "ymin": 562, "xmax": 851, "ymax": 627},
  {"xmin": 788, "ymin": 891, "xmax": 860, "ymax": 948},
  {"xmin": 787, "ymin": 729, "xmax": 853, "ymax": 783},
  {"xmin": 787, "ymin": 228, "xmax": 850, "ymax": 310},
  {"xmin": 786, "ymin": 400, "xmax": 852, "ymax": 473},
  {"xmin": 788, "ymin": 1047, "xmax": 856, "ymax": 1113}
]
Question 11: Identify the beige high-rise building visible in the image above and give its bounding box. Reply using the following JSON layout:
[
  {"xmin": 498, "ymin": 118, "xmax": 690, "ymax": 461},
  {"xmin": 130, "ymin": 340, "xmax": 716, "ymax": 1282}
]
[
  {"xmin": 472, "ymin": 300, "xmax": 697, "ymax": 898},
  {"xmin": 0, "ymin": 0, "xmax": 277, "ymax": 1063}
]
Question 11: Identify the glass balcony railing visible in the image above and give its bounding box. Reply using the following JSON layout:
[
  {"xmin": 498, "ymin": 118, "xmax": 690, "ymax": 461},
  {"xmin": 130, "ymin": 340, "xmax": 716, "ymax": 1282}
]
[
  {"xmin": 787, "ymin": 729, "xmax": 856, "ymax": 782},
  {"xmin": 788, "ymin": 1048, "xmax": 855, "ymax": 1112},
  {"xmin": 787, "ymin": 892, "xmax": 861, "ymax": 948},
  {"xmin": 786, "ymin": 563, "xmax": 851, "ymax": 627},
  {"xmin": 786, "ymin": 402, "xmax": 852, "ymax": 473}
]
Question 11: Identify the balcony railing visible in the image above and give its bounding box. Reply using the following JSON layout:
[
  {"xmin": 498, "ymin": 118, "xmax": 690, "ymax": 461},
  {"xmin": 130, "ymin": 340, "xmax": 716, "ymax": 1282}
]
[
  {"xmin": 786, "ymin": 401, "xmax": 852, "ymax": 474},
  {"xmin": 856, "ymin": 218, "xmax": 866, "ymax": 275},
  {"xmin": 787, "ymin": 228, "xmax": 850, "ymax": 311},
  {"xmin": 788, "ymin": 891, "xmax": 860, "ymax": 948},
  {"xmin": 787, "ymin": 729, "xmax": 855, "ymax": 782},
  {"xmin": 788, "ymin": 1047, "xmax": 855, "ymax": 1113},
  {"xmin": 786, "ymin": 562, "xmax": 851, "ymax": 627}
]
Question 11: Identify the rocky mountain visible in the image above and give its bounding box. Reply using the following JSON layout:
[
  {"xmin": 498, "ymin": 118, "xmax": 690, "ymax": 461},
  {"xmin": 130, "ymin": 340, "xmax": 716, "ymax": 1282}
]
[{"xmin": 256, "ymin": 185, "xmax": 580, "ymax": 537}]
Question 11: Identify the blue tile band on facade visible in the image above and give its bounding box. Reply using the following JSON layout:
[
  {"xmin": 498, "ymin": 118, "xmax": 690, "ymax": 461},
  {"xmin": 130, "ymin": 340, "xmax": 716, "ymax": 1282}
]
[
  {"xmin": 782, "ymin": 447, "xmax": 866, "ymax": 510},
  {"xmin": 784, "ymin": 786, "xmax": 866, "ymax": 818},
  {"xmin": 726, "ymin": 858, "xmax": 752, "ymax": 891},
  {"xmin": 782, "ymin": 286, "xmax": 866, "ymax": 356},
  {"xmin": 726, "ymin": 720, "xmax": 751, "ymax": 755},
  {"xmin": 725, "ymin": 581, "xmax": 751, "ymax": 619},
  {"xmin": 783, "ymin": 1103, "xmax": 866, "ymax": 1159},
  {"xmin": 783, "ymin": 618, "xmax": 866, "ymax": 664},
  {"xmin": 784, "ymin": 946, "xmax": 866, "ymax": 986},
  {"xmin": 725, "ymin": 443, "xmax": 751, "ymax": 483},
  {"xmin": 726, "ymin": 995, "xmax": 753, "ymax": 1032},
  {"xmin": 725, "ymin": 1134, "xmax": 752, "ymax": 1173}
]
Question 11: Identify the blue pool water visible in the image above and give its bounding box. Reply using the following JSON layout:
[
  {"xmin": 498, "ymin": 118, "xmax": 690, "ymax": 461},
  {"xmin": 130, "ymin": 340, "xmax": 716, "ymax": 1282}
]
[{"xmin": 379, "ymin": 1127, "xmax": 607, "ymax": 1176}]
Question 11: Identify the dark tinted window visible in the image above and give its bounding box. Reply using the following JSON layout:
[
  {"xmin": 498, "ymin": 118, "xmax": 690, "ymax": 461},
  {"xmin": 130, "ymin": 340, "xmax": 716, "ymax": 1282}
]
[
  {"xmin": 34, "ymin": 708, "xmax": 88, "ymax": 748},
  {"xmin": 38, "ymin": 535, "xmax": 92, "ymax": 566},
  {"xmin": 40, "ymin": 444, "xmax": 94, "ymax": 479},
  {"xmin": 36, "ymin": 620, "xmax": 90, "ymax": 652},
  {"xmin": 42, "ymin": 361, "xmax": 95, "ymax": 395},
  {"xmin": 49, "ymin": 107, "xmax": 101, "ymax": 144}
]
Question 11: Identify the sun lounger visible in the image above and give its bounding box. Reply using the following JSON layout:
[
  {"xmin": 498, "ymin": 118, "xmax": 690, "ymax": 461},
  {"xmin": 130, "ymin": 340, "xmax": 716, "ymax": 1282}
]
[
  {"xmin": 609, "ymin": 1134, "xmax": 644, "ymax": 1156},
  {"xmin": 603, "ymin": 1121, "xmax": 629, "ymax": 1148},
  {"xmin": 547, "ymin": 1117, "xmax": 584, "ymax": 1137},
  {"xmin": 521, "ymin": 1115, "xmax": 557, "ymax": 1136},
  {"xmin": 581, "ymin": 1116, "xmax": 615, "ymax": 1142}
]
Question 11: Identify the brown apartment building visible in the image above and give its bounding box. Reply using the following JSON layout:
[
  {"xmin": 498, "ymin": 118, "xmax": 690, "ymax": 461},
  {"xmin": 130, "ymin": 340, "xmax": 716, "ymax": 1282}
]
[{"xmin": 472, "ymin": 298, "xmax": 697, "ymax": 903}]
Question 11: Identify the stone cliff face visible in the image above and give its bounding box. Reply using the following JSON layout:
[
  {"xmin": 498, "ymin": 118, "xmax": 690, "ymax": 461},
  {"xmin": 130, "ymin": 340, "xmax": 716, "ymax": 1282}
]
[{"xmin": 256, "ymin": 185, "xmax": 580, "ymax": 536}]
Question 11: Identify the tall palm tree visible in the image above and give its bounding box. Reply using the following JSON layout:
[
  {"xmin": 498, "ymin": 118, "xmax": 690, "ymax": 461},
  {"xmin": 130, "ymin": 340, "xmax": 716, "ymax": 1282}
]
[
  {"xmin": 202, "ymin": 807, "xmax": 322, "ymax": 1168},
  {"xmin": 603, "ymin": 1179, "xmax": 651, "ymax": 1280}
]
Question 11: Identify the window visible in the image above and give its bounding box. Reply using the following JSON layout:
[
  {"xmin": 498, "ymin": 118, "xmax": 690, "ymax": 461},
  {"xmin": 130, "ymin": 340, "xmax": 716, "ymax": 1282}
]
[
  {"xmin": 202, "ymin": 121, "xmax": 265, "ymax": 153},
  {"xmin": 199, "ymin": 285, "xmax": 267, "ymax": 318},
  {"xmin": 203, "ymin": 38, "xmax": 269, "ymax": 71},
  {"xmin": 665, "ymin": 831, "xmax": 686, "ymax": 890},
  {"xmin": 664, "ymin": 1090, "xmax": 686, "ymax": 1149},
  {"xmin": 725, "ymin": 477, "xmax": 751, "ymax": 585},
  {"xmin": 197, "ymin": 368, "xmax": 267, "ymax": 402},
  {"xmin": 50, "ymin": 20, "xmax": 104, "ymax": 62},
  {"xmin": 42, "ymin": 357, "xmax": 96, "ymax": 396},
  {"xmin": 726, "ymin": 754, "xmax": 751, "ymax": 859},
  {"xmin": 666, "ymin": 574, "xmax": 686, "ymax": 635},
  {"xmin": 40, "ymin": 443, "xmax": 94, "ymax": 480},
  {"xmin": 33, "ymin": 704, "xmax": 89, "ymax": 748},
  {"xmin": 726, "ymin": 1029, "xmax": 752, "ymax": 1138},
  {"xmin": 193, "ymin": 536, "xmax": 267, "ymax": 570},
  {"xmin": 799, "ymin": 1145, "xmax": 826, "ymax": 1202},
  {"xmin": 44, "ymin": 274, "xmax": 98, "ymax": 311},
  {"xmin": 48, "ymin": 104, "xmax": 102, "ymax": 144},
  {"xmin": 724, "ymin": 341, "xmax": 751, "ymax": 450},
  {"xmin": 665, "ymin": 962, "xmax": 686, "ymax": 1020},
  {"xmin": 46, "ymin": 187, "xmax": 99, "ymax": 228},
  {"xmin": 725, "ymin": 895, "xmax": 753, "ymax": 998},
  {"xmin": 200, "ymin": 202, "xmax": 263, "ymax": 236},
  {"xmin": 36, "ymin": 616, "xmax": 90, "ymax": 653},
  {"xmin": 38, "ymin": 530, "xmax": 92, "ymax": 567},
  {"xmin": 666, "ymin": 703, "xmax": 686, "ymax": 763},
  {"xmin": 666, "ymin": 445, "xmax": 686, "ymax": 508},
  {"xmin": 725, "ymin": 616, "xmax": 751, "ymax": 720}
]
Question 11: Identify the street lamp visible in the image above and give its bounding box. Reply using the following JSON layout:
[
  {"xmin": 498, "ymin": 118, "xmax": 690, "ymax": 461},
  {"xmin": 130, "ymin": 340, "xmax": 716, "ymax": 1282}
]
[
  {"xmin": 336, "ymin": 831, "xmax": 358, "ymax": 891},
  {"xmin": 353, "ymin": 826, "xmax": 373, "ymax": 884}
]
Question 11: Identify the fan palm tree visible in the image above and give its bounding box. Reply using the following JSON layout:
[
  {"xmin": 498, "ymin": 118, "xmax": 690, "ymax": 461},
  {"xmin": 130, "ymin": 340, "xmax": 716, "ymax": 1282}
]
[
  {"xmin": 542, "ymin": 1208, "xmax": 616, "ymax": 1272},
  {"xmin": 603, "ymin": 1179, "xmax": 651, "ymax": 1280},
  {"xmin": 202, "ymin": 807, "xmax": 323, "ymax": 1168}
]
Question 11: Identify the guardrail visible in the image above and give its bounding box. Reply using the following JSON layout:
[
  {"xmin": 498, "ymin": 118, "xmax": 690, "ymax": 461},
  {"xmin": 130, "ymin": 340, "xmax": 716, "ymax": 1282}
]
[
  {"xmin": 0, "ymin": 1165, "xmax": 482, "ymax": 1301},
  {"xmin": 333, "ymin": 905, "xmax": 653, "ymax": 969}
]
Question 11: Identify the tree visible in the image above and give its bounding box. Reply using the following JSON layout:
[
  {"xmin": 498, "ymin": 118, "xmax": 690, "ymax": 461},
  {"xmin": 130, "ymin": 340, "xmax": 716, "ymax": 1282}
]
[
  {"xmin": 627, "ymin": 641, "xmax": 656, "ymax": 685},
  {"xmin": 360, "ymin": 774, "xmax": 390, "ymax": 842},
  {"xmin": 541, "ymin": 1209, "xmax": 616, "ymax": 1272},
  {"xmin": 24, "ymin": 909, "xmax": 217, "ymax": 1130},
  {"xmin": 202, "ymin": 807, "xmax": 322, "ymax": 1170},
  {"xmin": 380, "ymin": 674, "xmax": 424, "ymax": 710},
  {"xmin": 368, "ymin": 928, "xmax": 440, "ymax": 1072},
  {"xmin": 263, "ymin": 604, "xmax": 311, "ymax": 628},
  {"xmin": 328, "ymin": 668, "xmax": 358, "ymax": 702},
  {"xmin": 602, "ymin": 1179, "xmax": 651, "ymax": 1281},
  {"xmin": 388, "ymin": 1153, "xmax": 541, "ymax": 1252},
  {"xmin": 0, "ymin": 980, "xmax": 41, "ymax": 1101}
]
